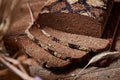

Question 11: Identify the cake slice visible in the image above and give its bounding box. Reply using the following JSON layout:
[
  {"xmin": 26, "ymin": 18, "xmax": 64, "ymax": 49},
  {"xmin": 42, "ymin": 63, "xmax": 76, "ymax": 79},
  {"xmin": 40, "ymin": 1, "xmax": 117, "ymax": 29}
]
[
  {"xmin": 4, "ymin": 24, "xmax": 110, "ymax": 68},
  {"xmin": 43, "ymin": 27, "xmax": 110, "ymax": 52},
  {"xmin": 37, "ymin": 0, "xmax": 113, "ymax": 37},
  {"xmin": 17, "ymin": 36, "xmax": 71, "ymax": 69},
  {"xmin": 29, "ymin": 25, "xmax": 88, "ymax": 61}
]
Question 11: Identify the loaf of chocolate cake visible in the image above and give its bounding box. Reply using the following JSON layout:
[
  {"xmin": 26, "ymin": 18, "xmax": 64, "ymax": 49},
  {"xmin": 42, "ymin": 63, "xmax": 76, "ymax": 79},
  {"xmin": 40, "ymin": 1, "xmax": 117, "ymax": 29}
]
[
  {"xmin": 38, "ymin": 0, "xmax": 113, "ymax": 37},
  {"xmin": 3, "ymin": 0, "xmax": 111, "ymax": 70}
]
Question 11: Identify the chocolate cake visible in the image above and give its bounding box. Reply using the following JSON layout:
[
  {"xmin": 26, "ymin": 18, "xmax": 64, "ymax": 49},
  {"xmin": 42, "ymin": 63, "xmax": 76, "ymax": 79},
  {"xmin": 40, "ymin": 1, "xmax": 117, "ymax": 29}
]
[
  {"xmin": 38, "ymin": 0, "xmax": 114, "ymax": 37},
  {"xmin": 2, "ymin": 1, "xmax": 119, "ymax": 80},
  {"xmin": 29, "ymin": 26, "xmax": 88, "ymax": 61},
  {"xmin": 4, "ymin": 35, "xmax": 71, "ymax": 69},
  {"xmin": 17, "ymin": 36, "xmax": 71, "ymax": 69},
  {"xmin": 4, "ymin": 24, "xmax": 110, "ymax": 69},
  {"xmin": 43, "ymin": 26, "xmax": 110, "ymax": 52}
]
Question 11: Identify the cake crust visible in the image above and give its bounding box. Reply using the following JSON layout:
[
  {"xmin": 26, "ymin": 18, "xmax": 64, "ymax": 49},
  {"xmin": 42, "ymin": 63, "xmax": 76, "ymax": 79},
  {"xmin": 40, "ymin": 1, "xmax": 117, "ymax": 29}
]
[{"xmin": 38, "ymin": 0, "xmax": 114, "ymax": 37}]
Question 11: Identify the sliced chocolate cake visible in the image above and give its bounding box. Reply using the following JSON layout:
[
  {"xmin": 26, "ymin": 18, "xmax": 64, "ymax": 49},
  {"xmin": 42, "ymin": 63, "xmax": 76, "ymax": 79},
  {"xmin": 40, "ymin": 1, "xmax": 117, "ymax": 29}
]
[
  {"xmin": 4, "ymin": 26, "xmax": 111, "ymax": 70},
  {"xmin": 3, "ymin": 0, "xmax": 112, "ymax": 71},
  {"xmin": 5, "ymin": 35, "xmax": 71, "ymax": 68},
  {"xmin": 17, "ymin": 36, "xmax": 71, "ymax": 69},
  {"xmin": 4, "ymin": 23, "xmax": 110, "ymax": 69},
  {"xmin": 38, "ymin": 0, "xmax": 113, "ymax": 37},
  {"xmin": 43, "ymin": 26, "xmax": 110, "ymax": 52},
  {"xmin": 29, "ymin": 25, "xmax": 88, "ymax": 61}
]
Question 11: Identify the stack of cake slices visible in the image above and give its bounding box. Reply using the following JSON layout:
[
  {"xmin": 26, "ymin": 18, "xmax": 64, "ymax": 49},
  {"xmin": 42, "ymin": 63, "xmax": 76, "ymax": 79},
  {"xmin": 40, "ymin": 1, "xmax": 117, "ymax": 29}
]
[{"xmin": 4, "ymin": 0, "xmax": 114, "ymax": 79}]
